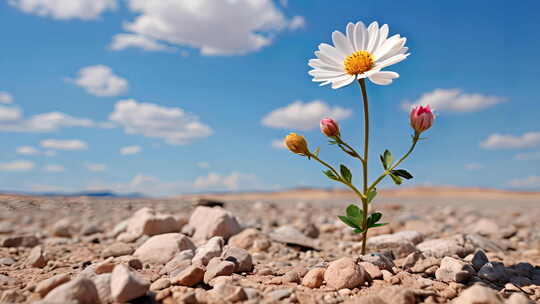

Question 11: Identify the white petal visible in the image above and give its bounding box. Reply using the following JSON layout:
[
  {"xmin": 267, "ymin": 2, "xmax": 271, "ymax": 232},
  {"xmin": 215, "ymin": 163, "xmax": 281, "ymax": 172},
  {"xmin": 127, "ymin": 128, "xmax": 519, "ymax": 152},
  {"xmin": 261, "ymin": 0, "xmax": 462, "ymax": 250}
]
[
  {"xmin": 366, "ymin": 22, "xmax": 379, "ymax": 53},
  {"xmin": 314, "ymin": 74, "xmax": 351, "ymax": 82},
  {"xmin": 372, "ymin": 35, "xmax": 402, "ymax": 60},
  {"xmin": 368, "ymin": 71, "xmax": 399, "ymax": 85},
  {"xmin": 354, "ymin": 21, "xmax": 367, "ymax": 51},
  {"xmin": 309, "ymin": 69, "xmax": 346, "ymax": 78},
  {"xmin": 315, "ymin": 50, "xmax": 341, "ymax": 66},
  {"xmin": 308, "ymin": 59, "xmax": 344, "ymax": 72},
  {"xmin": 346, "ymin": 22, "xmax": 356, "ymax": 50},
  {"xmin": 332, "ymin": 31, "xmax": 354, "ymax": 56},
  {"xmin": 373, "ymin": 53, "xmax": 408, "ymax": 70},
  {"xmin": 376, "ymin": 24, "xmax": 389, "ymax": 50},
  {"xmin": 331, "ymin": 75, "xmax": 356, "ymax": 89},
  {"xmin": 319, "ymin": 43, "xmax": 346, "ymax": 62}
]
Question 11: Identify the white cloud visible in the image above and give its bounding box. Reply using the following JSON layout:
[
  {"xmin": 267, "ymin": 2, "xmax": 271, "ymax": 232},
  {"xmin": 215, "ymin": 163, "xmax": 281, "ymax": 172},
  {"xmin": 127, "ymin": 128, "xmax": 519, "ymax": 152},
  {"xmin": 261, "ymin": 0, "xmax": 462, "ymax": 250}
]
[
  {"xmin": 0, "ymin": 92, "xmax": 14, "ymax": 104},
  {"xmin": 8, "ymin": 0, "xmax": 117, "ymax": 20},
  {"xmin": 0, "ymin": 106, "xmax": 22, "ymax": 121},
  {"xmin": 120, "ymin": 145, "xmax": 141, "ymax": 155},
  {"xmin": 69, "ymin": 65, "xmax": 128, "ymax": 97},
  {"xmin": 16, "ymin": 146, "xmax": 40, "ymax": 155},
  {"xmin": 262, "ymin": 100, "xmax": 352, "ymax": 131},
  {"xmin": 197, "ymin": 162, "xmax": 210, "ymax": 169},
  {"xmin": 109, "ymin": 34, "xmax": 176, "ymax": 52},
  {"xmin": 0, "ymin": 106, "xmax": 109, "ymax": 133},
  {"xmin": 515, "ymin": 151, "xmax": 540, "ymax": 161},
  {"xmin": 85, "ymin": 163, "xmax": 107, "ymax": 172},
  {"xmin": 507, "ymin": 176, "xmax": 540, "ymax": 189},
  {"xmin": 194, "ymin": 172, "xmax": 259, "ymax": 191},
  {"xmin": 43, "ymin": 165, "xmax": 65, "ymax": 172},
  {"xmin": 279, "ymin": 0, "xmax": 288, "ymax": 7},
  {"xmin": 480, "ymin": 132, "xmax": 540, "ymax": 149},
  {"xmin": 288, "ymin": 16, "xmax": 306, "ymax": 30},
  {"xmin": 40, "ymin": 139, "xmax": 88, "ymax": 151},
  {"xmin": 464, "ymin": 162, "xmax": 483, "ymax": 171},
  {"xmin": 110, "ymin": 0, "xmax": 302, "ymax": 55},
  {"xmin": 0, "ymin": 160, "xmax": 34, "ymax": 172},
  {"xmin": 402, "ymin": 89, "xmax": 505, "ymax": 113},
  {"xmin": 271, "ymin": 139, "xmax": 286, "ymax": 149},
  {"xmin": 110, "ymin": 99, "xmax": 213, "ymax": 145}
]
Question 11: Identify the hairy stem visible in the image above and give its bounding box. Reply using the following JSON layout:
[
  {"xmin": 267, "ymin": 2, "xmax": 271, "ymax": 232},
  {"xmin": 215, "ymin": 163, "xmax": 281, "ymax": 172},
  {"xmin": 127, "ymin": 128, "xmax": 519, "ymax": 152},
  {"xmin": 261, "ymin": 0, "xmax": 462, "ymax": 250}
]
[{"xmin": 359, "ymin": 78, "xmax": 370, "ymax": 255}]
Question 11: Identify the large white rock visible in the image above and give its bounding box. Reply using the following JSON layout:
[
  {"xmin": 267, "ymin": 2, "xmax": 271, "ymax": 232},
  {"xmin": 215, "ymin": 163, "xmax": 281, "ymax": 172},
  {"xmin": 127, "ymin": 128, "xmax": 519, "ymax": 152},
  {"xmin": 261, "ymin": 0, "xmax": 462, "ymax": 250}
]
[
  {"xmin": 110, "ymin": 265, "xmax": 149, "ymax": 303},
  {"xmin": 134, "ymin": 233, "xmax": 196, "ymax": 264},
  {"xmin": 187, "ymin": 207, "xmax": 242, "ymax": 241},
  {"xmin": 125, "ymin": 207, "xmax": 181, "ymax": 237},
  {"xmin": 43, "ymin": 278, "xmax": 99, "ymax": 304}
]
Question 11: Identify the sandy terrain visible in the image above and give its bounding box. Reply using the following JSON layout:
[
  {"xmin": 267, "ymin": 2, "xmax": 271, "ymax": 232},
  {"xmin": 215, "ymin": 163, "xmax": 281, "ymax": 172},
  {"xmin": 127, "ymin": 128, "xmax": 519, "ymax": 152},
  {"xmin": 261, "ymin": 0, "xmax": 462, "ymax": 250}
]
[{"xmin": 0, "ymin": 187, "xmax": 539, "ymax": 303}]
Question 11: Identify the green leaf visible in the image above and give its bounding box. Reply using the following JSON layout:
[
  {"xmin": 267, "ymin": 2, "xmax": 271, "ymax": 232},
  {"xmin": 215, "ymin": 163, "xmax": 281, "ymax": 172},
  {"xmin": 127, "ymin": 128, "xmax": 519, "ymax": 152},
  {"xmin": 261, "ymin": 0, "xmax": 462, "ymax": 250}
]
[
  {"xmin": 389, "ymin": 173, "xmax": 403, "ymax": 185},
  {"xmin": 313, "ymin": 147, "xmax": 320, "ymax": 157},
  {"xmin": 383, "ymin": 150, "xmax": 393, "ymax": 169},
  {"xmin": 353, "ymin": 228, "xmax": 364, "ymax": 234},
  {"xmin": 370, "ymin": 223, "xmax": 388, "ymax": 228},
  {"xmin": 328, "ymin": 140, "xmax": 338, "ymax": 145},
  {"xmin": 340, "ymin": 164, "xmax": 352, "ymax": 183},
  {"xmin": 367, "ymin": 212, "xmax": 382, "ymax": 227},
  {"xmin": 323, "ymin": 170, "xmax": 340, "ymax": 181},
  {"xmin": 391, "ymin": 169, "xmax": 413, "ymax": 180},
  {"xmin": 338, "ymin": 215, "xmax": 359, "ymax": 229},
  {"xmin": 346, "ymin": 204, "xmax": 363, "ymax": 220},
  {"xmin": 367, "ymin": 188, "xmax": 377, "ymax": 204}
]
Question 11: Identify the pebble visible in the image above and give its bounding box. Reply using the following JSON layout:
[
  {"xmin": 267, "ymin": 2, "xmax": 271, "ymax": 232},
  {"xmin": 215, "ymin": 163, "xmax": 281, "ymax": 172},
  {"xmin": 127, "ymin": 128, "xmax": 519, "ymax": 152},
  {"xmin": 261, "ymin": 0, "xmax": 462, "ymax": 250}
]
[
  {"xmin": 35, "ymin": 273, "xmax": 71, "ymax": 297},
  {"xmin": 417, "ymin": 238, "xmax": 469, "ymax": 258},
  {"xmin": 203, "ymin": 258, "xmax": 235, "ymax": 284},
  {"xmin": 302, "ymin": 267, "xmax": 325, "ymax": 288},
  {"xmin": 171, "ymin": 265, "xmax": 206, "ymax": 287},
  {"xmin": 25, "ymin": 245, "xmax": 47, "ymax": 268},
  {"xmin": 452, "ymin": 284, "xmax": 503, "ymax": 304},
  {"xmin": 471, "ymin": 250, "xmax": 489, "ymax": 271},
  {"xmin": 435, "ymin": 257, "xmax": 475, "ymax": 283},
  {"xmin": 150, "ymin": 278, "xmax": 171, "ymax": 291},
  {"xmin": 324, "ymin": 257, "xmax": 367, "ymax": 289},
  {"xmin": 192, "ymin": 236, "xmax": 224, "ymax": 266},
  {"xmin": 187, "ymin": 206, "xmax": 242, "ymax": 241},
  {"xmin": 101, "ymin": 242, "xmax": 133, "ymax": 258},
  {"xmin": 92, "ymin": 273, "xmax": 112, "ymax": 303},
  {"xmin": 125, "ymin": 207, "xmax": 181, "ymax": 237},
  {"xmin": 266, "ymin": 289, "xmax": 293, "ymax": 301},
  {"xmin": 478, "ymin": 262, "xmax": 509, "ymax": 284},
  {"xmin": 221, "ymin": 246, "xmax": 253, "ymax": 273}
]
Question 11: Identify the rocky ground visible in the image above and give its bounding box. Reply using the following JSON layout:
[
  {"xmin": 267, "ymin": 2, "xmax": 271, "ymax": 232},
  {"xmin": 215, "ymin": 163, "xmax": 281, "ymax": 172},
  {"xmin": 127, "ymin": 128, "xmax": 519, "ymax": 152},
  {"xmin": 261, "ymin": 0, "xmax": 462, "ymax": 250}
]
[{"xmin": 1, "ymin": 191, "xmax": 540, "ymax": 303}]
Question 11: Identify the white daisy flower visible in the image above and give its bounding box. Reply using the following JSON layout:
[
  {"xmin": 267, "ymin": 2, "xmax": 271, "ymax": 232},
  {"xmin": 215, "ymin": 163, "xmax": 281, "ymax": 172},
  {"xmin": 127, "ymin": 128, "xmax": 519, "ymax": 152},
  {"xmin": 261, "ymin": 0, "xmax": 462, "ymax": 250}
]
[{"xmin": 308, "ymin": 21, "xmax": 410, "ymax": 89}]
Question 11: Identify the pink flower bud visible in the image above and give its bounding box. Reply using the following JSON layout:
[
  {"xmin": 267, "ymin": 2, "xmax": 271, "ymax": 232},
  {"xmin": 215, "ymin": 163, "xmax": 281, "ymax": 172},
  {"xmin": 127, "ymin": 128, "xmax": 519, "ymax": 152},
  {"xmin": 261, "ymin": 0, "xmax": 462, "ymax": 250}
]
[
  {"xmin": 410, "ymin": 105, "xmax": 434, "ymax": 134},
  {"xmin": 320, "ymin": 117, "xmax": 340, "ymax": 137}
]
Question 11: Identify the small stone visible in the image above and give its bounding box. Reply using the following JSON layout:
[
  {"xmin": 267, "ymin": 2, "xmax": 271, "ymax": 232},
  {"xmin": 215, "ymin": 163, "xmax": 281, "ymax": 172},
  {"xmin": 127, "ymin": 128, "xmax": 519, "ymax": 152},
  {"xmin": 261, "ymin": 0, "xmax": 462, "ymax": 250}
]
[
  {"xmin": 221, "ymin": 246, "xmax": 253, "ymax": 273},
  {"xmin": 410, "ymin": 257, "xmax": 440, "ymax": 273},
  {"xmin": 360, "ymin": 253, "xmax": 395, "ymax": 271},
  {"xmin": 187, "ymin": 206, "xmax": 242, "ymax": 241},
  {"xmin": 26, "ymin": 245, "xmax": 47, "ymax": 268},
  {"xmin": 102, "ymin": 243, "xmax": 134, "ymax": 258},
  {"xmin": 452, "ymin": 284, "xmax": 503, "ymax": 304},
  {"xmin": 266, "ymin": 289, "xmax": 293, "ymax": 301},
  {"xmin": 506, "ymin": 293, "xmax": 533, "ymax": 304},
  {"xmin": 417, "ymin": 238, "xmax": 469, "ymax": 258},
  {"xmin": 171, "ymin": 265, "xmax": 205, "ymax": 287},
  {"xmin": 366, "ymin": 233, "xmax": 418, "ymax": 258},
  {"xmin": 470, "ymin": 218, "xmax": 499, "ymax": 236},
  {"xmin": 269, "ymin": 226, "xmax": 319, "ymax": 250},
  {"xmin": 51, "ymin": 218, "xmax": 73, "ymax": 237},
  {"xmin": 435, "ymin": 257, "xmax": 475, "ymax": 283},
  {"xmin": 150, "ymin": 278, "xmax": 171, "ymax": 291},
  {"xmin": 228, "ymin": 228, "xmax": 263, "ymax": 250},
  {"xmin": 359, "ymin": 262, "xmax": 382, "ymax": 279},
  {"xmin": 209, "ymin": 282, "xmax": 247, "ymax": 303},
  {"xmin": 378, "ymin": 286, "xmax": 416, "ymax": 304},
  {"xmin": 478, "ymin": 262, "xmax": 509, "ymax": 284},
  {"xmin": 94, "ymin": 258, "xmax": 115, "ymax": 274},
  {"xmin": 324, "ymin": 257, "xmax": 367, "ymax": 289},
  {"xmin": 1, "ymin": 235, "xmax": 39, "ymax": 247},
  {"xmin": 472, "ymin": 250, "xmax": 489, "ymax": 271},
  {"xmin": 403, "ymin": 251, "xmax": 424, "ymax": 270},
  {"xmin": 125, "ymin": 207, "xmax": 182, "ymax": 237},
  {"xmin": 253, "ymin": 239, "xmax": 271, "ymax": 252},
  {"xmin": 92, "ymin": 273, "xmax": 112, "ymax": 304},
  {"xmin": 134, "ymin": 233, "xmax": 196, "ymax": 264},
  {"xmin": 192, "ymin": 236, "xmax": 224, "ymax": 266},
  {"xmin": 160, "ymin": 250, "xmax": 194, "ymax": 275},
  {"xmin": 204, "ymin": 258, "xmax": 235, "ymax": 284},
  {"xmin": 80, "ymin": 223, "xmax": 102, "ymax": 236},
  {"xmin": 110, "ymin": 264, "xmax": 150, "ymax": 303},
  {"xmin": 35, "ymin": 273, "xmax": 71, "ymax": 297},
  {"xmin": 43, "ymin": 278, "xmax": 99, "ymax": 304},
  {"xmin": 282, "ymin": 270, "xmax": 300, "ymax": 283},
  {"xmin": 466, "ymin": 234, "xmax": 504, "ymax": 253},
  {"xmin": 302, "ymin": 267, "xmax": 325, "ymax": 288}
]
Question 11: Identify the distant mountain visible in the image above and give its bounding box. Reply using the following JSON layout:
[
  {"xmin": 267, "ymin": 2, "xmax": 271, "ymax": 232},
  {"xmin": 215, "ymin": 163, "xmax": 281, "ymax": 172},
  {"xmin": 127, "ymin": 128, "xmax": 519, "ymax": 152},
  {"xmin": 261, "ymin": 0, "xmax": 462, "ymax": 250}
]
[{"xmin": 0, "ymin": 190, "xmax": 144, "ymax": 198}]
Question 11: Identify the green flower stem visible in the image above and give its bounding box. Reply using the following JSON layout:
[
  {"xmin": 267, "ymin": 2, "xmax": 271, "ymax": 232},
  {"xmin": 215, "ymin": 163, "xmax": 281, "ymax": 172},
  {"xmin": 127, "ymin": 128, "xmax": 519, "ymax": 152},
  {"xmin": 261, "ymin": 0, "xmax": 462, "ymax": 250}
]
[
  {"xmin": 309, "ymin": 153, "xmax": 366, "ymax": 200},
  {"xmin": 368, "ymin": 132, "xmax": 420, "ymax": 192},
  {"xmin": 358, "ymin": 78, "xmax": 370, "ymax": 255},
  {"xmin": 336, "ymin": 137, "xmax": 364, "ymax": 162}
]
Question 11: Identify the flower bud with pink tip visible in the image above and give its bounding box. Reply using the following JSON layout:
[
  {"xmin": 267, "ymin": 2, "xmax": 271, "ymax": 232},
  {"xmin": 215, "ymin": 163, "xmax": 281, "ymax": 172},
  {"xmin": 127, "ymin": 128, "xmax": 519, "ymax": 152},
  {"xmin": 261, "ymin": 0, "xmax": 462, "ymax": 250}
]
[
  {"xmin": 410, "ymin": 105, "xmax": 434, "ymax": 134},
  {"xmin": 320, "ymin": 117, "xmax": 340, "ymax": 137}
]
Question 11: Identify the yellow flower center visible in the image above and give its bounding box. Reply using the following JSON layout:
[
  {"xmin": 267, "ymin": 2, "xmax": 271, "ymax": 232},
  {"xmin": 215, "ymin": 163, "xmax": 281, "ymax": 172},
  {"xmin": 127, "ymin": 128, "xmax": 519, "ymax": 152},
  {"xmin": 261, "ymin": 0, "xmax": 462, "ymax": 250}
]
[{"xmin": 343, "ymin": 51, "xmax": 374, "ymax": 75}]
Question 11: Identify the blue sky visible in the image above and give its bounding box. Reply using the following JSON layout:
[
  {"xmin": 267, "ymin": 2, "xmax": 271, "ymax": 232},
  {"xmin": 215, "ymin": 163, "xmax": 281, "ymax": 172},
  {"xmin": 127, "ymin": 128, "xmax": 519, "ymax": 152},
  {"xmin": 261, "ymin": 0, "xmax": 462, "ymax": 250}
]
[{"xmin": 0, "ymin": 0, "xmax": 539, "ymax": 196}]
